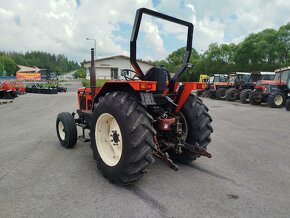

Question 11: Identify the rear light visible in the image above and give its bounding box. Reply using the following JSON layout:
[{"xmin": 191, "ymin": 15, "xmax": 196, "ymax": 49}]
[
  {"xmin": 139, "ymin": 83, "xmax": 153, "ymax": 90},
  {"xmin": 197, "ymin": 83, "xmax": 202, "ymax": 89}
]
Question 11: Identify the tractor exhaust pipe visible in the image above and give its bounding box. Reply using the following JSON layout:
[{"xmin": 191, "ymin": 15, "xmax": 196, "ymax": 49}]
[{"xmin": 90, "ymin": 48, "xmax": 96, "ymax": 99}]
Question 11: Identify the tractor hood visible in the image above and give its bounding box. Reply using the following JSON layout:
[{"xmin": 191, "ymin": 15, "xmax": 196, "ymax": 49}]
[{"xmin": 256, "ymin": 80, "xmax": 285, "ymax": 86}]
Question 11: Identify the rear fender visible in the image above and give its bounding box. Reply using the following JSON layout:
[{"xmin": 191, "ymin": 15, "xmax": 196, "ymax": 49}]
[
  {"xmin": 93, "ymin": 81, "xmax": 157, "ymax": 109},
  {"xmin": 175, "ymin": 82, "xmax": 203, "ymax": 112}
]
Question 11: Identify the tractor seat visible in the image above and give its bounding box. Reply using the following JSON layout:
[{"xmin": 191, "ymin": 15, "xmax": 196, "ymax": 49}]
[{"xmin": 145, "ymin": 67, "xmax": 167, "ymax": 92}]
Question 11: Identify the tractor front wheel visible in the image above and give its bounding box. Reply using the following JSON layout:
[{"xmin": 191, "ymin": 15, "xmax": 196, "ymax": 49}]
[
  {"xmin": 249, "ymin": 91, "xmax": 262, "ymax": 105},
  {"xmin": 225, "ymin": 88, "xmax": 238, "ymax": 101},
  {"xmin": 56, "ymin": 112, "xmax": 78, "ymax": 148},
  {"xmin": 268, "ymin": 91, "xmax": 286, "ymax": 108},
  {"xmin": 168, "ymin": 95, "xmax": 213, "ymax": 163},
  {"xmin": 90, "ymin": 92, "xmax": 155, "ymax": 185},
  {"xmin": 285, "ymin": 100, "xmax": 290, "ymax": 111},
  {"xmin": 216, "ymin": 88, "xmax": 227, "ymax": 100},
  {"xmin": 240, "ymin": 89, "xmax": 253, "ymax": 104}
]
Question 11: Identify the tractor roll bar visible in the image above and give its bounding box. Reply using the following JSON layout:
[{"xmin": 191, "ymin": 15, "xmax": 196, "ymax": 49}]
[
  {"xmin": 130, "ymin": 8, "xmax": 194, "ymax": 91},
  {"xmin": 90, "ymin": 48, "xmax": 96, "ymax": 98}
]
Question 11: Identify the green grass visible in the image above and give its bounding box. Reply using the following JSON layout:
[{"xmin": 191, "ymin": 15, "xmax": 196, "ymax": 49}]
[{"xmin": 82, "ymin": 79, "xmax": 106, "ymax": 87}]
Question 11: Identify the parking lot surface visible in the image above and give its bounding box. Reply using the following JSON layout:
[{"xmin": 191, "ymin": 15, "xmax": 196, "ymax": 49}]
[{"xmin": 1, "ymin": 81, "xmax": 290, "ymax": 218}]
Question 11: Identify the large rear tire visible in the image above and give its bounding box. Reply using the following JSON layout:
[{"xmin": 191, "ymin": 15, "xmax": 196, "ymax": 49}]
[
  {"xmin": 225, "ymin": 88, "xmax": 238, "ymax": 101},
  {"xmin": 168, "ymin": 95, "xmax": 213, "ymax": 164},
  {"xmin": 216, "ymin": 88, "xmax": 227, "ymax": 100},
  {"xmin": 201, "ymin": 91, "xmax": 208, "ymax": 98},
  {"xmin": 240, "ymin": 89, "xmax": 253, "ymax": 104},
  {"xmin": 90, "ymin": 92, "xmax": 155, "ymax": 185},
  {"xmin": 208, "ymin": 90, "xmax": 215, "ymax": 99},
  {"xmin": 286, "ymin": 100, "xmax": 290, "ymax": 111},
  {"xmin": 268, "ymin": 91, "xmax": 286, "ymax": 108},
  {"xmin": 249, "ymin": 91, "xmax": 262, "ymax": 105},
  {"xmin": 56, "ymin": 112, "xmax": 78, "ymax": 148}
]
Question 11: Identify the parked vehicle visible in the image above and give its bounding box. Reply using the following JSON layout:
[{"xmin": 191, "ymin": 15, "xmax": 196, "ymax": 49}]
[
  {"xmin": 238, "ymin": 72, "xmax": 275, "ymax": 103},
  {"xmin": 250, "ymin": 67, "xmax": 290, "ymax": 108},
  {"xmin": 224, "ymin": 72, "xmax": 251, "ymax": 101},
  {"xmin": 56, "ymin": 8, "xmax": 213, "ymax": 185},
  {"xmin": 207, "ymin": 74, "xmax": 229, "ymax": 99}
]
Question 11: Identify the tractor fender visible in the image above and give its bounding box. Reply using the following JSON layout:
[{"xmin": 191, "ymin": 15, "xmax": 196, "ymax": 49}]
[{"xmin": 93, "ymin": 83, "xmax": 135, "ymax": 107}]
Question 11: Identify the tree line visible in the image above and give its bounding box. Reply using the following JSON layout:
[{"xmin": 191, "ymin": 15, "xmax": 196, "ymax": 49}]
[
  {"xmin": 0, "ymin": 51, "xmax": 79, "ymax": 76},
  {"xmin": 153, "ymin": 22, "xmax": 290, "ymax": 81}
]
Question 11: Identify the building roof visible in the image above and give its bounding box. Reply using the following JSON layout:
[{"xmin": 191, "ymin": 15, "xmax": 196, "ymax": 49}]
[
  {"xmin": 17, "ymin": 65, "xmax": 41, "ymax": 73},
  {"xmin": 83, "ymin": 55, "xmax": 155, "ymax": 66}
]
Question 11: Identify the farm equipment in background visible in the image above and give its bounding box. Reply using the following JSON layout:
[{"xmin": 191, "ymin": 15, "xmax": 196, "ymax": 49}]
[
  {"xmin": 250, "ymin": 67, "xmax": 290, "ymax": 108},
  {"xmin": 25, "ymin": 84, "xmax": 58, "ymax": 94},
  {"xmin": 199, "ymin": 74, "xmax": 209, "ymax": 83},
  {"xmin": 0, "ymin": 81, "xmax": 25, "ymax": 99},
  {"xmin": 56, "ymin": 8, "xmax": 213, "ymax": 185},
  {"xmin": 223, "ymin": 72, "xmax": 251, "ymax": 101},
  {"xmin": 196, "ymin": 74, "xmax": 209, "ymax": 96},
  {"xmin": 207, "ymin": 74, "xmax": 229, "ymax": 99},
  {"xmin": 227, "ymin": 71, "xmax": 275, "ymax": 103}
]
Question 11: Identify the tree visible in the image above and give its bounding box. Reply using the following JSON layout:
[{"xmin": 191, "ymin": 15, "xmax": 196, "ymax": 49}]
[
  {"xmin": 74, "ymin": 67, "xmax": 86, "ymax": 78},
  {"xmin": 0, "ymin": 55, "xmax": 16, "ymax": 76}
]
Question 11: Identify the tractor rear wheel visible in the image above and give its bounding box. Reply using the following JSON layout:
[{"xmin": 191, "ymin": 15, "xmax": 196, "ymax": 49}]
[
  {"xmin": 56, "ymin": 112, "xmax": 78, "ymax": 148},
  {"xmin": 90, "ymin": 92, "xmax": 155, "ymax": 185},
  {"xmin": 208, "ymin": 90, "xmax": 215, "ymax": 99},
  {"xmin": 168, "ymin": 95, "xmax": 213, "ymax": 163},
  {"xmin": 201, "ymin": 91, "xmax": 208, "ymax": 98},
  {"xmin": 225, "ymin": 88, "xmax": 238, "ymax": 101},
  {"xmin": 216, "ymin": 88, "xmax": 227, "ymax": 100},
  {"xmin": 240, "ymin": 89, "xmax": 253, "ymax": 104},
  {"xmin": 285, "ymin": 100, "xmax": 290, "ymax": 111},
  {"xmin": 249, "ymin": 91, "xmax": 262, "ymax": 105},
  {"xmin": 268, "ymin": 91, "xmax": 286, "ymax": 108}
]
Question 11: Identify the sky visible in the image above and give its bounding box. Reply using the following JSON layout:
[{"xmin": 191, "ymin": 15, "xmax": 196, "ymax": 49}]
[{"xmin": 0, "ymin": 0, "xmax": 289, "ymax": 63}]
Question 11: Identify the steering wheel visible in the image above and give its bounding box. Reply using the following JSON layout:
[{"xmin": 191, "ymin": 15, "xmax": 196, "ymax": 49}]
[{"xmin": 121, "ymin": 69, "xmax": 138, "ymax": 81}]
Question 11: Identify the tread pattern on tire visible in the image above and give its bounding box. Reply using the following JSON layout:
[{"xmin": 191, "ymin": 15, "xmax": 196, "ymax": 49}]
[
  {"xmin": 90, "ymin": 92, "xmax": 155, "ymax": 185},
  {"xmin": 285, "ymin": 100, "xmax": 290, "ymax": 111},
  {"xmin": 240, "ymin": 89, "xmax": 253, "ymax": 104},
  {"xmin": 249, "ymin": 91, "xmax": 262, "ymax": 105},
  {"xmin": 56, "ymin": 112, "xmax": 77, "ymax": 148},
  {"xmin": 168, "ymin": 94, "xmax": 213, "ymax": 164},
  {"xmin": 268, "ymin": 91, "xmax": 286, "ymax": 108},
  {"xmin": 216, "ymin": 88, "xmax": 227, "ymax": 100},
  {"xmin": 225, "ymin": 88, "xmax": 238, "ymax": 101}
]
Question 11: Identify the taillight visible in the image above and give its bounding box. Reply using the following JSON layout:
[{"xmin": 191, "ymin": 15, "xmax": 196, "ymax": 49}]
[
  {"xmin": 197, "ymin": 83, "xmax": 202, "ymax": 89},
  {"xmin": 139, "ymin": 83, "xmax": 153, "ymax": 90}
]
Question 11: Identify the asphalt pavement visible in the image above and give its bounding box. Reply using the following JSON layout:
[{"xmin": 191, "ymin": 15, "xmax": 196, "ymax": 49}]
[{"xmin": 0, "ymin": 80, "xmax": 290, "ymax": 218}]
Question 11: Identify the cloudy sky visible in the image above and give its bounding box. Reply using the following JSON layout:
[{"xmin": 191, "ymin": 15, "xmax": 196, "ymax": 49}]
[{"xmin": 0, "ymin": 0, "xmax": 289, "ymax": 62}]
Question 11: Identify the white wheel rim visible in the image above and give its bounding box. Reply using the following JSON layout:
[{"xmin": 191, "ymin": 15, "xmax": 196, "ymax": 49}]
[
  {"xmin": 58, "ymin": 121, "xmax": 65, "ymax": 140},
  {"xmin": 95, "ymin": 113, "xmax": 123, "ymax": 166},
  {"xmin": 274, "ymin": 95, "xmax": 283, "ymax": 105}
]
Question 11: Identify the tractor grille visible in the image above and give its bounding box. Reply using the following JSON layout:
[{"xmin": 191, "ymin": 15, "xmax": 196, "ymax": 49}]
[
  {"xmin": 255, "ymin": 88, "xmax": 263, "ymax": 93},
  {"xmin": 79, "ymin": 96, "xmax": 86, "ymax": 110}
]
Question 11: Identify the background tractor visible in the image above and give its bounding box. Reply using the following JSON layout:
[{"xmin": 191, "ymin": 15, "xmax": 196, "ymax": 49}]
[
  {"xmin": 250, "ymin": 67, "xmax": 290, "ymax": 108},
  {"xmin": 236, "ymin": 72, "xmax": 275, "ymax": 103},
  {"xmin": 196, "ymin": 74, "xmax": 209, "ymax": 96},
  {"xmin": 56, "ymin": 8, "xmax": 213, "ymax": 185},
  {"xmin": 224, "ymin": 72, "xmax": 251, "ymax": 101},
  {"xmin": 206, "ymin": 74, "xmax": 229, "ymax": 99}
]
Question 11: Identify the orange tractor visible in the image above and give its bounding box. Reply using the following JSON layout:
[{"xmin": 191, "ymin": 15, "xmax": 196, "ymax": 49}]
[{"xmin": 56, "ymin": 8, "xmax": 213, "ymax": 184}]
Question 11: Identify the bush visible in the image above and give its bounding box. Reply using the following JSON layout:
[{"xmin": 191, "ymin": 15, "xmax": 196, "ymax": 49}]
[
  {"xmin": 74, "ymin": 67, "xmax": 86, "ymax": 78},
  {"xmin": 82, "ymin": 79, "xmax": 106, "ymax": 87}
]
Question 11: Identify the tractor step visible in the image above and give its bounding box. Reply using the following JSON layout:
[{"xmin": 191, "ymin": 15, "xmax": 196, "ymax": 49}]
[
  {"xmin": 76, "ymin": 123, "xmax": 88, "ymax": 128},
  {"xmin": 78, "ymin": 136, "xmax": 90, "ymax": 142},
  {"xmin": 0, "ymin": 100, "xmax": 13, "ymax": 105}
]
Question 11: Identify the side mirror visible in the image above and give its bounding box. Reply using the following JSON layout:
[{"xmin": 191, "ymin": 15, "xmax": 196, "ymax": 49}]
[{"xmin": 187, "ymin": 63, "xmax": 193, "ymax": 68}]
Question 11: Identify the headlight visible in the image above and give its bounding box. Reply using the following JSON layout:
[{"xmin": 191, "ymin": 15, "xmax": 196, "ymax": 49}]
[{"xmin": 263, "ymin": 85, "xmax": 270, "ymax": 93}]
